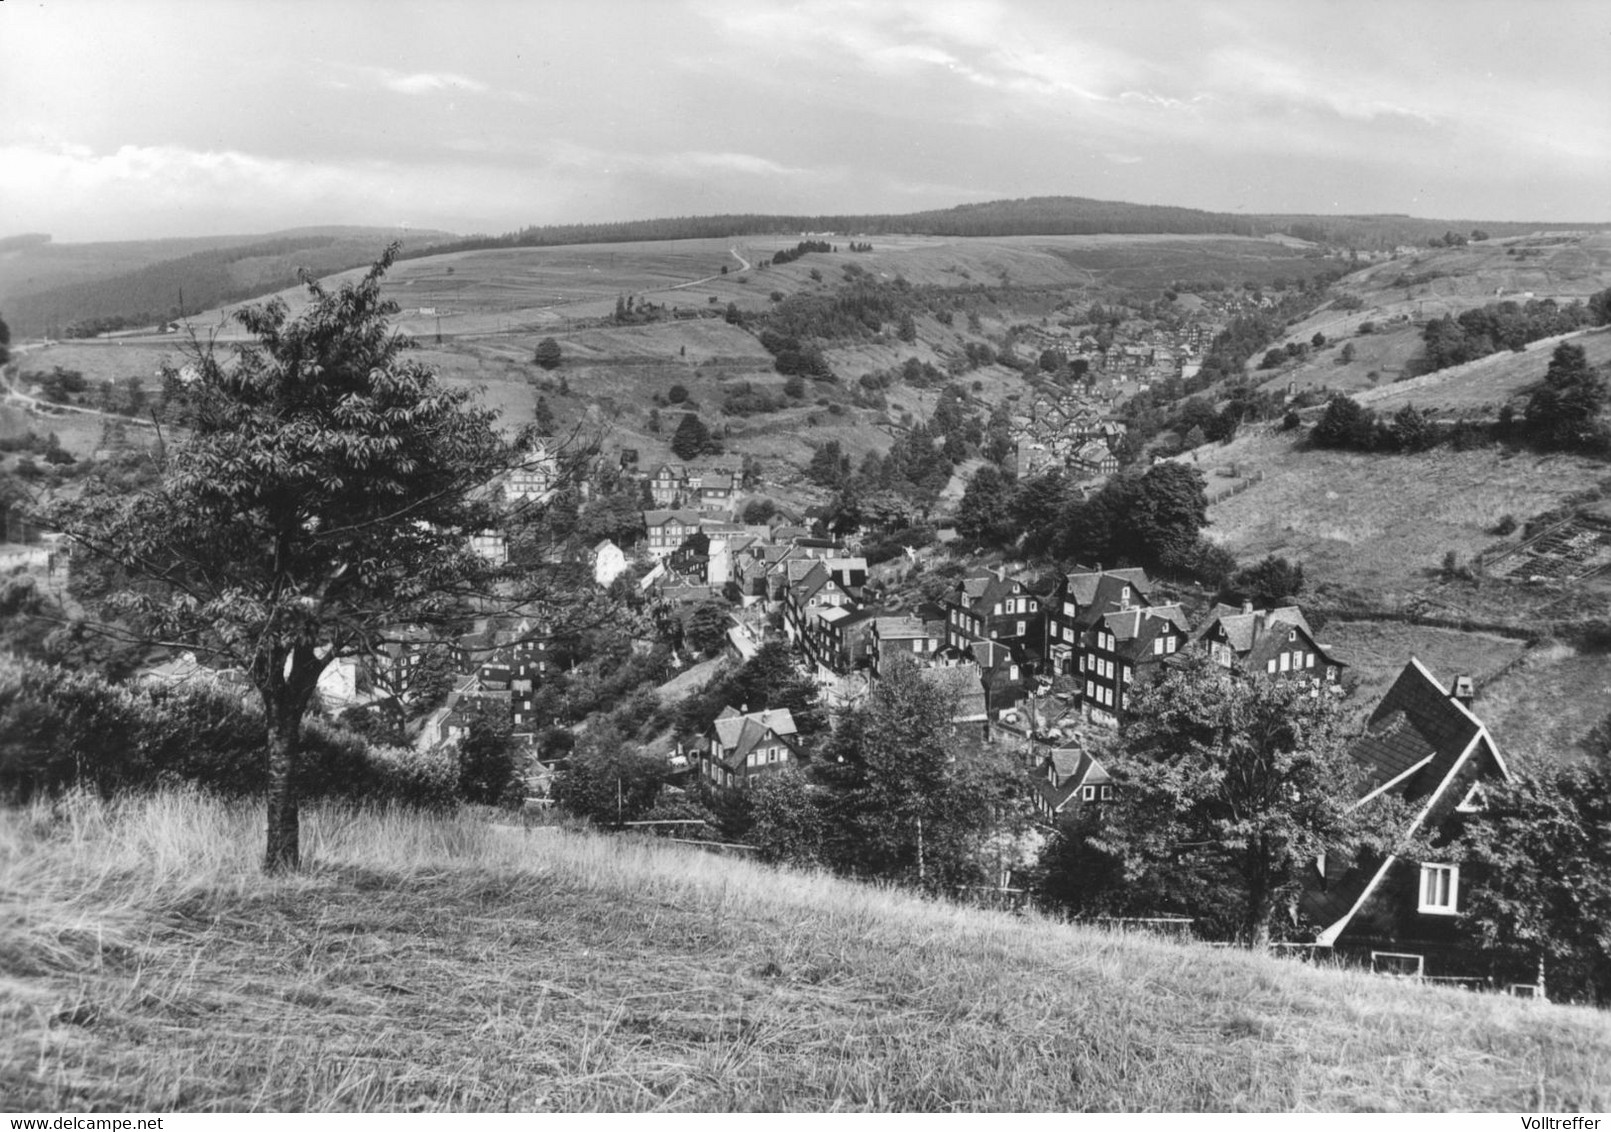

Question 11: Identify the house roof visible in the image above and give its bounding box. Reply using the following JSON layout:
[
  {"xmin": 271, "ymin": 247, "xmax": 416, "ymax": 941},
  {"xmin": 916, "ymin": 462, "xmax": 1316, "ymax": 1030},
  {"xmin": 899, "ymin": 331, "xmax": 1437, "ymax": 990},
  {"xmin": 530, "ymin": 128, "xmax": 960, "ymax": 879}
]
[
  {"xmin": 1100, "ymin": 605, "xmax": 1188, "ymax": 662},
  {"xmin": 702, "ymin": 472, "xmax": 736, "ymax": 492},
  {"xmin": 1064, "ymin": 568, "xmax": 1151, "ymax": 623},
  {"xmin": 643, "ymin": 509, "xmax": 702, "ymax": 528},
  {"xmin": 872, "ymin": 615, "xmax": 930, "ymax": 640},
  {"xmin": 712, "ymin": 707, "xmax": 799, "ymax": 765},
  {"xmin": 1305, "ymin": 658, "xmax": 1512, "ymax": 946}
]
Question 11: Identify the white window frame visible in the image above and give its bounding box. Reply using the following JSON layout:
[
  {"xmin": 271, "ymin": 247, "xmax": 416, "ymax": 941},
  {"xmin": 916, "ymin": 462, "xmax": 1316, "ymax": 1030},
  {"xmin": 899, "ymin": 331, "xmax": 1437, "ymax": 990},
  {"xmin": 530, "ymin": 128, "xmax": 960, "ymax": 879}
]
[
  {"xmin": 1267, "ymin": 659, "xmax": 1278, "ymax": 674},
  {"xmin": 1371, "ymin": 951, "xmax": 1425, "ymax": 978},
  {"xmin": 1279, "ymin": 653, "xmax": 1291, "ymax": 673},
  {"xmin": 1082, "ymin": 785, "xmax": 1096, "ymax": 801},
  {"xmin": 1418, "ymin": 864, "xmax": 1459, "ymax": 915}
]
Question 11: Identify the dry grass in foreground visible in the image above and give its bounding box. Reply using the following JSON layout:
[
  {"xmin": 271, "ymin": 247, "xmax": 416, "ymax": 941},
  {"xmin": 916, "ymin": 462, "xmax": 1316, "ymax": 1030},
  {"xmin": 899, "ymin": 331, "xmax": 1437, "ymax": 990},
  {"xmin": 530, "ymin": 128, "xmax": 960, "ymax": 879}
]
[{"xmin": 4, "ymin": 790, "xmax": 1610, "ymax": 1112}]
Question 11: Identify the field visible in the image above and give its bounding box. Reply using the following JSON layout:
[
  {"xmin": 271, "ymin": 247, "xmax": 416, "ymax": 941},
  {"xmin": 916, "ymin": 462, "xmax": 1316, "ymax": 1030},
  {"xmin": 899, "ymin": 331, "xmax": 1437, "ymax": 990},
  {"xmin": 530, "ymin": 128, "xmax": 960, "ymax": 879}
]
[
  {"xmin": 1317, "ymin": 621, "xmax": 1527, "ymax": 729},
  {"xmin": 1356, "ymin": 326, "xmax": 1611, "ymax": 417},
  {"xmin": 1200, "ymin": 425, "xmax": 1610, "ymax": 598},
  {"xmin": 5, "ymin": 790, "xmax": 1610, "ymax": 1112},
  {"xmin": 1475, "ymin": 641, "xmax": 1611, "ymax": 768}
]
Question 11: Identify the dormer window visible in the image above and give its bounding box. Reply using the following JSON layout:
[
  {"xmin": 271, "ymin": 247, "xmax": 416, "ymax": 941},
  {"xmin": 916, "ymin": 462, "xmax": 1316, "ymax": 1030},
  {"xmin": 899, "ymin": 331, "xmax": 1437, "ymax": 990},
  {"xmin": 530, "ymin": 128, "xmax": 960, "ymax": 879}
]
[
  {"xmin": 1288, "ymin": 629, "xmax": 1297, "ymax": 642},
  {"xmin": 1456, "ymin": 783, "xmax": 1488, "ymax": 813}
]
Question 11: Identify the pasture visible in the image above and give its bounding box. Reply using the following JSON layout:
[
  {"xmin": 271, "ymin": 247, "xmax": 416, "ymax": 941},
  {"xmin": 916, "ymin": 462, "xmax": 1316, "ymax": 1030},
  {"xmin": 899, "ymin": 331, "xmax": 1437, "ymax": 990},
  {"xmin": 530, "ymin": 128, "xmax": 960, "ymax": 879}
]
[
  {"xmin": 1201, "ymin": 426, "xmax": 1609, "ymax": 597},
  {"xmin": 6, "ymin": 789, "xmax": 1610, "ymax": 1112}
]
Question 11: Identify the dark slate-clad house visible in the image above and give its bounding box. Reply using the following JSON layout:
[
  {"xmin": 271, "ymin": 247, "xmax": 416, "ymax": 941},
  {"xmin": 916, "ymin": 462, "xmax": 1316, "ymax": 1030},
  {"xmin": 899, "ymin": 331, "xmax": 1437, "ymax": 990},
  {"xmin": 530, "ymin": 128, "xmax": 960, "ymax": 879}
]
[{"xmin": 1303, "ymin": 658, "xmax": 1518, "ymax": 983}]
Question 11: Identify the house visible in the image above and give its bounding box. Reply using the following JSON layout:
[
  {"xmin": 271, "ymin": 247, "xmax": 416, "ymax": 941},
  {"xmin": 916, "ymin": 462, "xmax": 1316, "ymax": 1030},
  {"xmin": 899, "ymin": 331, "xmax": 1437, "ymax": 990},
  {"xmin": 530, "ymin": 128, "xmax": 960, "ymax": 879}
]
[
  {"xmin": 698, "ymin": 470, "xmax": 736, "ymax": 512},
  {"xmin": 782, "ymin": 560, "xmax": 856, "ymax": 649},
  {"xmin": 1081, "ymin": 603, "xmax": 1191, "ymax": 723},
  {"xmin": 1070, "ymin": 438, "xmax": 1119, "ymax": 480},
  {"xmin": 1302, "ymin": 659, "xmax": 1517, "ymax": 982},
  {"xmin": 469, "ymin": 529, "xmax": 507, "ymax": 565},
  {"xmin": 642, "ymin": 509, "xmax": 703, "ymax": 559},
  {"xmin": 702, "ymin": 706, "xmax": 802, "ymax": 789},
  {"xmin": 1194, "ymin": 602, "xmax": 1345, "ymax": 686},
  {"xmin": 1043, "ymin": 567, "xmax": 1151, "ymax": 679},
  {"xmin": 942, "ymin": 568, "xmax": 1042, "ymax": 655},
  {"xmin": 868, "ymin": 615, "xmax": 944, "ymax": 675},
  {"xmin": 649, "ymin": 463, "xmax": 689, "ymax": 507},
  {"xmin": 506, "ymin": 437, "xmax": 558, "ymax": 503},
  {"xmin": 1030, "ymin": 747, "xmax": 1113, "ymax": 824}
]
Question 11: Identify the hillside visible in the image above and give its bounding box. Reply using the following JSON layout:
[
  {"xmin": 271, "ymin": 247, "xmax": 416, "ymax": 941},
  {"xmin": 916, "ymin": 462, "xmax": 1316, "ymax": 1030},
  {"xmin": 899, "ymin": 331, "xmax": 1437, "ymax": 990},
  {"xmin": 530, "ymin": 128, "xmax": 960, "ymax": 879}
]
[
  {"xmin": 5, "ymin": 791, "xmax": 1609, "ymax": 1112},
  {"xmin": 0, "ymin": 227, "xmax": 458, "ymax": 338}
]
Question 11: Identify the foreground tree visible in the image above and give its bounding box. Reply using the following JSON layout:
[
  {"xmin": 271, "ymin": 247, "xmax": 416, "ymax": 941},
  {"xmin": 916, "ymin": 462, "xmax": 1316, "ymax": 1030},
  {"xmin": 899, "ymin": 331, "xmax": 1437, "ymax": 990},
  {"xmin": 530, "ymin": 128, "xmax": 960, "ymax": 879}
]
[
  {"xmin": 816, "ymin": 658, "xmax": 1025, "ymax": 889},
  {"xmin": 1457, "ymin": 764, "xmax": 1611, "ymax": 1003},
  {"xmin": 54, "ymin": 246, "xmax": 589, "ymax": 870},
  {"xmin": 1526, "ymin": 342, "xmax": 1607, "ymax": 452},
  {"xmin": 1090, "ymin": 655, "xmax": 1405, "ymax": 946}
]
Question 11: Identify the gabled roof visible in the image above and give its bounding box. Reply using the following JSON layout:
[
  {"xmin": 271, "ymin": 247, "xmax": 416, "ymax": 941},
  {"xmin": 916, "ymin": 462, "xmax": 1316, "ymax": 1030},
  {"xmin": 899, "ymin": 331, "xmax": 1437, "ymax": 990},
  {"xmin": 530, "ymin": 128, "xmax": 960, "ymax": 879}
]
[
  {"xmin": 1036, "ymin": 749, "xmax": 1114, "ymax": 814},
  {"xmin": 1306, "ymin": 658, "xmax": 1512, "ymax": 947},
  {"xmin": 712, "ymin": 707, "xmax": 799, "ymax": 757},
  {"xmin": 643, "ymin": 509, "xmax": 702, "ymax": 528},
  {"xmin": 872, "ymin": 615, "xmax": 930, "ymax": 640},
  {"xmin": 1063, "ymin": 568, "xmax": 1152, "ymax": 626},
  {"xmin": 1194, "ymin": 604, "xmax": 1312, "ymax": 654},
  {"xmin": 702, "ymin": 471, "xmax": 736, "ymax": 492},
  {"xmin": 1102, "ymin": 605, "xmax": 1189, "ymax": 662}
]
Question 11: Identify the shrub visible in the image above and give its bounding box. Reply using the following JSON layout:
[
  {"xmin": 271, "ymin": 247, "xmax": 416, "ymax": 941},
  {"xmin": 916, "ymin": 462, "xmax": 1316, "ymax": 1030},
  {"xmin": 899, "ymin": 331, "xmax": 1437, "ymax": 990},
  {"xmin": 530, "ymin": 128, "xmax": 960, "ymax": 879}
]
[{"xmin": 1493, "ymin": 513, "xmax": 1519, "ymax": 536}]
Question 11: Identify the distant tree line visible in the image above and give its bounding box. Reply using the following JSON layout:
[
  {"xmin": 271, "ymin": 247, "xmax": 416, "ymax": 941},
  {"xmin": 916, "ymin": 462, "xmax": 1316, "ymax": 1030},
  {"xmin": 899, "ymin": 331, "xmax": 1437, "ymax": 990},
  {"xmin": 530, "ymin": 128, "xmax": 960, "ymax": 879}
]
[
  {"xmin": 1310, "ymin": 342, "xmax": 1609, "ymax": 455},
  {"xmin": 1415, "ymin": 291, "xmax": 1611, "ymax": 375},
  {"xmin": 768, "ymin": 239, "xmax": 833, "ymax": 266}
]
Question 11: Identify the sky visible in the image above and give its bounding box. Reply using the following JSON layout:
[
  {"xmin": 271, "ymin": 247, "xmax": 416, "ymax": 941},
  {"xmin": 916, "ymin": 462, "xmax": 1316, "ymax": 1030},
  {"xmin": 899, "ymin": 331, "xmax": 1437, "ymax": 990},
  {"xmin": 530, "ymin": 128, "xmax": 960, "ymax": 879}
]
[{"xmin": 2, "ymin": 0, "xmax": 1609, "ymax": 242}]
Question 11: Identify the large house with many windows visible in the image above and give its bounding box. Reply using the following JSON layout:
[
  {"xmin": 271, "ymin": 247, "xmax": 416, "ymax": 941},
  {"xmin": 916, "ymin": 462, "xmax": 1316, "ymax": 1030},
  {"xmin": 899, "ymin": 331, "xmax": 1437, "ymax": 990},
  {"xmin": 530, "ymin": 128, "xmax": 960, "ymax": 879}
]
[
  {"xmin": 1194, "ymin": 602, "xmax": 1345, "ymax": 686},
  {"xmin": 702, "ymin": 706, "xmax": 802, "ymax": 789}
]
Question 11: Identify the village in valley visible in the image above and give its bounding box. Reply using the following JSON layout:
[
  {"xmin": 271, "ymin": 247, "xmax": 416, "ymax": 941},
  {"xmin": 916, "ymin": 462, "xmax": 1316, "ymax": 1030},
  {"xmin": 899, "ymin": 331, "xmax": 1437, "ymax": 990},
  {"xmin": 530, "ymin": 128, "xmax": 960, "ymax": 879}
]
[{"xmin": 7, "ymin": 2, "xmax": 1611, "ymax": 1108}]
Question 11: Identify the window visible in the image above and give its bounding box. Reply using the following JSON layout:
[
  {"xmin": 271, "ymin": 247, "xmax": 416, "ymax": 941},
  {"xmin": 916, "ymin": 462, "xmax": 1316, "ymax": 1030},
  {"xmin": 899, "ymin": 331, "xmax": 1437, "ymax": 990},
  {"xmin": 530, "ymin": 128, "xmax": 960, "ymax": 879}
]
[
  {"xmin": 1121, "ymin": 666, "xmax": 1129, "ymax": 685},
  {"xmin": 1306, "ymin": 653, "xmax": 1316, "ymax": 669},
  {"xmin": 1288, "ymin": 629, "xmax": 1296, "ymax": 642},
  {"xmin": 1121, "ymin": 586, "xmax": 1130, "ymax": 602},
  {"xmin": 1153, "ymin": 637, "xmax": 1165, "ymax": 656},
  {"xmin": 1456, "ymin": 783, "xmax": 1487, "ymax": 813},
  {"xmin": 1371, "ymin": 952, "xmax": 1424, "ymax": 978},
  {"xmin": 1166, "ymin": 636, "xmax": 1177, "ymax": 654},
  {"xmin": 1267, "ymin": 659, "xmax": 1278, "ymax": 674},
  {"xmin": 1100, "ymin": 785, "xmax": 1113, "ymax": 800},
  {"xmin": 1279, "ymin": 653, "xmax": 1291, "ymax": 673},
  {"xmin": 1064, "ymin": 601, "xmax": 1075, "ymax": 617},
  {"xmin": 1085, "ymin": 680, "xmax": 1095, "ymax": 698},
  {"xmin": 1082, "ymin": 785, "xmax": 1096, "ymax": 801},
  {"xmin": 1419, "ymin": 864, "xmax": 1459, "ymax": 914},
  {"xmin": 1016, "ymin": 621, "xmax": 1026, "ymax": 636}
]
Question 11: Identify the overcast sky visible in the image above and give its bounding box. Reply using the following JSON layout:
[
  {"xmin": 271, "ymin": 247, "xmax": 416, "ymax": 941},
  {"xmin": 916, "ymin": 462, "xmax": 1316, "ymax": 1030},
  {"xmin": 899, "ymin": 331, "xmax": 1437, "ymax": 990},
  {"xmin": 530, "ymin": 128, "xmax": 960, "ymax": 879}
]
[{"xmin": 3, "ymin": 0, "xmax": 1608, "ymax": 242}]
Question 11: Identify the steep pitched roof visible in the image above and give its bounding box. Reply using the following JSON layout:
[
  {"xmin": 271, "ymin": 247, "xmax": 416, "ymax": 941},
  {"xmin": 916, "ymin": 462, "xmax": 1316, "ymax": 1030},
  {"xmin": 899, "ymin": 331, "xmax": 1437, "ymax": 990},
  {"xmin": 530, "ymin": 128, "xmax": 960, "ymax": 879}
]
[
  {"xmin": 1306, "ymin": 658, "xmax": 1513, "ymax": 946},
  {"xmin": 1066, "ymin": 569, "xmax": 1152, "ymax": 629},
  {"xmin": 712, "ymin": 707, "xmax": 799, "ymax": 757}
]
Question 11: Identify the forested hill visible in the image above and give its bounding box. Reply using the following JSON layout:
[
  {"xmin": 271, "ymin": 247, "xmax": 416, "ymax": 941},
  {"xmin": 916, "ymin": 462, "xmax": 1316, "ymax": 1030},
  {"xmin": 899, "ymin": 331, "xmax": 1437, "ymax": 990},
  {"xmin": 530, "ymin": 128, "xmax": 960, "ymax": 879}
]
[
  {"xmin": 419, "ymin": 196, "xmax": 1611, "ymax": 260},
  {"xmin": 1, "ymin": 228, "xmax": 456, "ymax": 338}
]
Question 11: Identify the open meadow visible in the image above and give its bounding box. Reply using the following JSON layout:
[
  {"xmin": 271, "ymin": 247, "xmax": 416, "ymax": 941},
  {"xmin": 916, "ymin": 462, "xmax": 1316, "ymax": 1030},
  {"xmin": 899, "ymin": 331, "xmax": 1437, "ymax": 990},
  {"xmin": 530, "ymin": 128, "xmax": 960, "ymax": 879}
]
[
  {"xmin": 5, "ymin": 790, "xmax": 1610, "ymax": 1112},
  {"xmin": 1474, "ymin": 641, "xmax": 1611, "ymax": 767},
  {"xmin": 1201, "ymin": 425, "xmax": 1610, "ymax": 598},
  {"xmin": 1316, "ymin": 621, "xmax": 1528, "ymax": 728}
]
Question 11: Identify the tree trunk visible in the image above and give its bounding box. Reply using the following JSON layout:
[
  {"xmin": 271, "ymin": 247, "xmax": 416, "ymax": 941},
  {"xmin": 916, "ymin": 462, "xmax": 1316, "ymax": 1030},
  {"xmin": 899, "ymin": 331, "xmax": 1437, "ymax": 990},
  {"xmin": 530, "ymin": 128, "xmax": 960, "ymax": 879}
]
[{"xmin": 264, "ymin": 693, "xmax": 304, "ymax": 872}]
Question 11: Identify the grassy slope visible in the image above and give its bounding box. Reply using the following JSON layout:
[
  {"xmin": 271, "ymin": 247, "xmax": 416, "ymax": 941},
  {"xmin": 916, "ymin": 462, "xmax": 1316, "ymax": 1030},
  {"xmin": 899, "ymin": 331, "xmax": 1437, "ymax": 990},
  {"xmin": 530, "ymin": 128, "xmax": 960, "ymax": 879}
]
[
  {"xmin": 4, "ymin": 792, "xmax": 1610, "ymax": 1112},
  {"xmin": 1201, "ymin": 426, "xmax": 1608, "ymax": 598}
]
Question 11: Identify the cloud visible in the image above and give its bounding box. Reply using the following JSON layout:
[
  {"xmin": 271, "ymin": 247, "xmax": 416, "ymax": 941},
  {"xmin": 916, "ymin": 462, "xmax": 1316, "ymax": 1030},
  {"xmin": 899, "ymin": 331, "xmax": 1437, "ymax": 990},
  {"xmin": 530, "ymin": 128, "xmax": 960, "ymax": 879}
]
[{"xmin": 364, "ymin": 67, "xmax": 490, "ymax": 95}]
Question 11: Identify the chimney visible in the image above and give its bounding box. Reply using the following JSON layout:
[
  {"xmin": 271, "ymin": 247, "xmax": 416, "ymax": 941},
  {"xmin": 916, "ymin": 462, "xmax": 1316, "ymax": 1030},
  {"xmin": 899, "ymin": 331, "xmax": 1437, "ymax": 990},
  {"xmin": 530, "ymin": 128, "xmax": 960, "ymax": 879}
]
[
  {"xmin": 1450, "ymin": 675, "xmax": 1475, "ymax": 709},
  {"xmin": 1242, "ymin": 600, "xmax": 1254, "ymax": 615}
]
